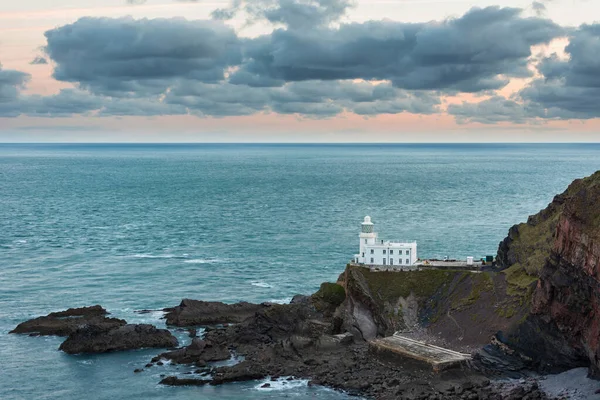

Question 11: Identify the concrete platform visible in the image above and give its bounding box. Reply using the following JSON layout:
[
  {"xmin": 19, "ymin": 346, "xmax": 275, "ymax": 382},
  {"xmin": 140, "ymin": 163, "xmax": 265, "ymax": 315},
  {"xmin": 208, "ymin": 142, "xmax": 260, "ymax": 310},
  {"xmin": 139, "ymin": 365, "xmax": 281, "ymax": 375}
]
[
  {"xmin": 369, "ymin": 334, "xmax": 472, "ymax": 372},
  {"xmin": 416, "ymin": 260, "xmax": 483, "ymax": 269}
]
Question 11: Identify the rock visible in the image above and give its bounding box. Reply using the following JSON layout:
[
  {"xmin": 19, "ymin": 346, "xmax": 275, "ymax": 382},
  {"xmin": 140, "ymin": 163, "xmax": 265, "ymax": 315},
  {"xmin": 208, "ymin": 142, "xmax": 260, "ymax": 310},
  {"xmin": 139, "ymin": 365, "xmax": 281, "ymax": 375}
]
[
  {"xmin": 59, "ymin": 324, "xmax": 178, "ymax": 354},
  {"xmin": 155, "ymin": 338, "xmax": 230, "ymax": 364},
  {"xmin": 188, "ymin": 328, "xmax": 197, "ymax": 338},
  {"xmin": 164, "ymin": 299, "xmax": 267, "ymax": 327},
  {"xmin": 134, "ymin": 369, "xmax": 143, "ymax": 373},
  {"xmin": 261, "ymin": 383, "xmax": 271, "ymax": 388},
  {"xmin": 159, "ymin": 376, "xmax": 211, "ymax": 386},
  {"xmin": 9, "ymin": 305, "xmax": 126, "ymax": 336},
  {"xmin": 495, "ymin": 171, "xmax": 600, "ymax": 376},
  {"xmin": 211, "ymin": 361, "xmax": 268, "ymax": 386}
]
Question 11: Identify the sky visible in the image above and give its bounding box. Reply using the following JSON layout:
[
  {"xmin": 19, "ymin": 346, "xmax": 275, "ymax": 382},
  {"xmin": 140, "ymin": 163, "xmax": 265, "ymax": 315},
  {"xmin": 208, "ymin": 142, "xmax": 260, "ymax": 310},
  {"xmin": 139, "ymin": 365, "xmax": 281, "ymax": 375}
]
[{"xmin": 0, "ymin": 0, "xmax": 599, "ymax": 142}]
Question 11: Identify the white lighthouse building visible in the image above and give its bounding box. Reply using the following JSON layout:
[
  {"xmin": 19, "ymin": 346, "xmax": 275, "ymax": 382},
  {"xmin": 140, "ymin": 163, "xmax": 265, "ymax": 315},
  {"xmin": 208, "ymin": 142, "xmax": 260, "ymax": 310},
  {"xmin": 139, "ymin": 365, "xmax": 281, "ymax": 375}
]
[{"xmin": 354, "ymin": 216, "xmax": 418, "ymax": 268}]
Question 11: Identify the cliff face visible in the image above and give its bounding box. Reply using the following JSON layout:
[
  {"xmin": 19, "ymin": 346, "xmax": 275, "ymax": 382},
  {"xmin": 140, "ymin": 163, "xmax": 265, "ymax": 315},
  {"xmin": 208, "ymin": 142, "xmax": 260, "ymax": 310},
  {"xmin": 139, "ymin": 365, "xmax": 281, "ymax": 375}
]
[
  {"xmin": 336, "ymin": 265, "xmax": 525, "ymax": 352},
  {"xmin": 497, "ymin": 171, "xmax": 600, "ymax": 374}
]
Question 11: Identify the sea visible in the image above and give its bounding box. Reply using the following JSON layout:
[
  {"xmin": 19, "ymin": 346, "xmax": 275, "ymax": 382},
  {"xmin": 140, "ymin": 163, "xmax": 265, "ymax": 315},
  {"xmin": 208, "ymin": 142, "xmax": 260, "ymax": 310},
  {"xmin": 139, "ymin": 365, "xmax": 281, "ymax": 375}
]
[{"xmin": 1, "ymin": 143, "xmax": 599, "ymax": 400}]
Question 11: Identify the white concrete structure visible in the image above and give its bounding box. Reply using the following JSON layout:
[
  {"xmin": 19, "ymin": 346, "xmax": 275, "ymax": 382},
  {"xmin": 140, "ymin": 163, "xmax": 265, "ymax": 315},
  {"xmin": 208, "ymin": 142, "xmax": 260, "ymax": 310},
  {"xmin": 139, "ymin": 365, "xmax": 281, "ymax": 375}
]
[{"xmin": 353, "ymin": 216, "xmax": 418, "ymax": 267}]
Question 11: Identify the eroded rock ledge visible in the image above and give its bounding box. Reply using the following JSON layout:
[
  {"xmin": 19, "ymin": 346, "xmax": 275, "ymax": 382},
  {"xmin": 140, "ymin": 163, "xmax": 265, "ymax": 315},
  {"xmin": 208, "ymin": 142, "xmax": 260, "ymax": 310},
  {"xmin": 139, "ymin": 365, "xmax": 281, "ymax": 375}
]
[{"xmin": 11, "ymin": 306, "xmax": 178, "ymax": 354}]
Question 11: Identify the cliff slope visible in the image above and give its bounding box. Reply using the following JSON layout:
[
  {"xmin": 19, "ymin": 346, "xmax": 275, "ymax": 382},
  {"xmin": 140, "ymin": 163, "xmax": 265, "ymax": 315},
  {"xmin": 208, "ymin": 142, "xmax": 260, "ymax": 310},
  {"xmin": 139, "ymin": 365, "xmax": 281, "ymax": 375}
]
[
  {"xmin": 336, "ymin": 265, "xmax": 526, "ymax": 352},
  {"xmin": 496, "ymin": 171, "xmax": 600, "ymax": 374}
]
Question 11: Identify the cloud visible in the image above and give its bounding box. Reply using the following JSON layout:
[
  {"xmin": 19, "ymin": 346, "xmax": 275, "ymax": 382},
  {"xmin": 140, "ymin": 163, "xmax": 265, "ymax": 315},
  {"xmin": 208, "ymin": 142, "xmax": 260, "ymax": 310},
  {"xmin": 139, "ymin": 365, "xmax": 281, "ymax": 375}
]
[
  {"xmin": 232, "ymin": 7, "xmax": 563, "ymax": 92},
  {"xmin": 2, "ymin": 5, "xmax": 588, "ymax": 124},
  {"xmin": 43, "ymin": 17, "xmax": 242, "ymax": 96},
  {"xmin": 532, "ymin": 0, "xmax": 552, "ymax": 16},
  {"xmin": 30, "ymin": 56, "xmax": 48, "ymax": 65},
  {"xmin": 212, "ymin": 0, "xmax": 353, "ymax": 29},
  {"xmin": 0, "ymin": 65, "xmax": 31, "ymax": 117},
  {"xmin": 449, "ymin": 23, "xmax": 600, "ymax": 122}
]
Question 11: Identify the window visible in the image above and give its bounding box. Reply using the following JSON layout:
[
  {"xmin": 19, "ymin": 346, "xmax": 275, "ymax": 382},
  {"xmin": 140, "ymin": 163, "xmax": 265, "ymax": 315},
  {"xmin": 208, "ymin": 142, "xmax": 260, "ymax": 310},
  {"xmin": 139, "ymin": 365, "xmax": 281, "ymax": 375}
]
[
  {"xmin": 362, "ymin": 252, "xmax": 364, "ymax": 257},
  {"xmin": 390, "ymin": 259, "xmax": 394, "ymax": 265},
  {"xmin": 370, "ymin": 258, "xmax": 374, "ymax": 263},
  {"xmin": 406, "ymin": 259, "xmax": 409, "ymax": 264},
  {"xmin": 406, "ymin": 250, "xmax": 409, "ymax": 255},
  {"xmin": 365, "ymin": 239, "xmax": 367, "ymax": 244},
  {"xmin": 383, "ymin": 250, "xmax": 386, "ymax": 254},
  {"xmin": 390, "ymin": 250, "xmax": 394, "ymax": 255},
  {"xmin": 399, "ymin": 259, "xmax": 403, "ymax": 264},
  {"xmin": 370, "ymin": 249, "xmax": 374, "ymax": 254},
  {"xmin": 383, "ymin": 259, "xmax": 386, "ymax": 265}
]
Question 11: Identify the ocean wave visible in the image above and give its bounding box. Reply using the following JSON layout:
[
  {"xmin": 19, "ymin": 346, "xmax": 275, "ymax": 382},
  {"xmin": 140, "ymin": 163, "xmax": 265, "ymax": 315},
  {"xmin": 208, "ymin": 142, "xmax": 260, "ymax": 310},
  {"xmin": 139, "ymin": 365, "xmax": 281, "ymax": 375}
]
[
  {"xmin": 254, "ymin": 377, "xmax": 309, "ymax": 391},
  {"xmin": 268, "ymin": 297, "xmax": 293, "ymax": 304},
  {"xmin": 129, "ymin": 254, "xmax": 181, "ymax": 259},
  {"xmin": 250, "ymin": 281, "xmax": 273, "ymax": 288},
  {"xmin": 183, "ymin": 258, "xmax": 223, "ymax": 264}
]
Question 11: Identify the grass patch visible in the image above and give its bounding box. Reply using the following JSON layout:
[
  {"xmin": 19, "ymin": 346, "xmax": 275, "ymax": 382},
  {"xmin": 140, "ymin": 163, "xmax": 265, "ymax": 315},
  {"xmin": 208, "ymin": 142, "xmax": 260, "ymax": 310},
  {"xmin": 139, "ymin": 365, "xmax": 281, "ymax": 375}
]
[
  {"xmin": 503, "ymin": 264, "xmax": 538, "ymax": 298},
  {"xmin": 353, "ymin": 266, "xmax": 457, "ymax": 303},
  {"xmin": 312, "ymin": 282, "xmax": 346, "ymax": 311}
]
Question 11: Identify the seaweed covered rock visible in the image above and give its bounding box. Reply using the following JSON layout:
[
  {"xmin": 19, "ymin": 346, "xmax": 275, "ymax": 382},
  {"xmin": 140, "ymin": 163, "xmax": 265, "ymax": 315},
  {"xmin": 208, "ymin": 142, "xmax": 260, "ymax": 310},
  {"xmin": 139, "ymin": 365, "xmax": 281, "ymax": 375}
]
[{"xmin": 9, "ymin": 305, "xmax": 126, "ymax": 336}]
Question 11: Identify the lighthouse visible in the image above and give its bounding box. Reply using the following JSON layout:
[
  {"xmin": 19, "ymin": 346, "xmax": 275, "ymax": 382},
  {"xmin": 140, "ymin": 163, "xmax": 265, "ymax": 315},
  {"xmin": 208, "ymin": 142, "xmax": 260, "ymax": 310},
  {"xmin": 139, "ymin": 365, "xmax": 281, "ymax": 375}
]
[
  {"xmin": 355, "ymin": 216, "xmax": 418, "ymax": 267},
  {"xmin": 359, "ymin": 216, "xmax": 377, "ymax": 260}
]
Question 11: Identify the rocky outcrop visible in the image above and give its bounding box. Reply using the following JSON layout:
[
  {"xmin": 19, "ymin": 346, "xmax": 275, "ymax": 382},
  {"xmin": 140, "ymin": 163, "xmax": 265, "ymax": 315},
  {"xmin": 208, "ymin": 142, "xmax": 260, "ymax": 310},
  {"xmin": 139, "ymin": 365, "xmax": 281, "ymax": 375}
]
[
  {"xmin": 159, "ymin": 376, "xmax": 211, "ymax": 386},
  {"xmin": 59, "ymin": 324, "xmax": 178, "ymax": 354},
  {"xmin": 496, "ymin": 171, "xmax": 600, "ymax": 376},
  {"xmin": 163, "ymin": 299, "xmax": 267, "ymax": 326},
  {"xmin": 9, "ymin": 305, "xmax": 126, "ymax": 336},
  {"xmin": 154, "ymin": 338, "xmax": 230, "ymax": 364}
]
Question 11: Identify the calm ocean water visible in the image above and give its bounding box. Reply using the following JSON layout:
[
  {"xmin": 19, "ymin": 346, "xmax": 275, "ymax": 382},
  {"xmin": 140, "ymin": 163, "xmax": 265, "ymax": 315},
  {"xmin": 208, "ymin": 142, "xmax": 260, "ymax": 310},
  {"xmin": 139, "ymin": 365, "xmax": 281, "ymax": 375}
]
[{"xmin": 1, "ymin": 143, "xmax": 599, "ymax": 399}]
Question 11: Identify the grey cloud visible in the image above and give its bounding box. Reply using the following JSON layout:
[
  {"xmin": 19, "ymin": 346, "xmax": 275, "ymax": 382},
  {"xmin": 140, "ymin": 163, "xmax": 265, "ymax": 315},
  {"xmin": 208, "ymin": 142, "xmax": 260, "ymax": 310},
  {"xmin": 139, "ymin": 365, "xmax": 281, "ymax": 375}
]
[
  {"xmin": 44, "ymin": 17, "xmax": 242, "ymax": 96},
  {"xmin": 532, "ymin": 0, "xmax": 552, "ymax": 16},
  {"xmin": 165, "ymin": 79, "xmax": 439, "ymax": 117},
  {"xmin": 233, "ymin": 7, "xmax": 563, "ymax": 92},
  {"xmin": 0, "ymin": 65, "xmax": 30, "ymax": 116},
  {"xmin": 5, "ymin": 6, "xmax": 593, "ymax": 123},
  {"xmin": 449, "ymin": 23, "xmax": 600, "ymax": 122},
  {"xmin": 30, "ymin": 56, "xmax": 48, "ymax": 65},
  {"xmin": 212, "ymin": 0, "xmax": 353, "ymax": 29},
  {"xmin": 447, "ymin": 96, "xmax": 543, "ymax": 124},
  {"xmin": 532, "ymin": 1, "xmax": 546, "ymax": 15}
]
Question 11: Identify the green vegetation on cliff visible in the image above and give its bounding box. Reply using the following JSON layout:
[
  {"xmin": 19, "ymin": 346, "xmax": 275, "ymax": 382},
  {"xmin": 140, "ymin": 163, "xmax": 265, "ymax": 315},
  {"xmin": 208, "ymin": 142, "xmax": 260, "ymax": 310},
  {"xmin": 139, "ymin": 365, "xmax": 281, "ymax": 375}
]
[
  {"xmin": 312, "ymin": 282, "xmax": 346, "ymax": 312},
  {"xmin": 499, "ymin": 171, "xmax": 600, "ymax": 298},
  {"xmin": 354, "ymin": 266, "xmax": 456, "ymax": 302}
]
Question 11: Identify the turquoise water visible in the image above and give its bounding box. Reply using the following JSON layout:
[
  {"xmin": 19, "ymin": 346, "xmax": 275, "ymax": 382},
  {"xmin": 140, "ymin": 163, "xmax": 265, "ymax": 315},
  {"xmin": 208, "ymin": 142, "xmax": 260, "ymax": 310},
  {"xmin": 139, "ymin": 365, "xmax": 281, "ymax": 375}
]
[{"xmin": 1, "ymin": 143, "xmax": 599, "ymax": 399}]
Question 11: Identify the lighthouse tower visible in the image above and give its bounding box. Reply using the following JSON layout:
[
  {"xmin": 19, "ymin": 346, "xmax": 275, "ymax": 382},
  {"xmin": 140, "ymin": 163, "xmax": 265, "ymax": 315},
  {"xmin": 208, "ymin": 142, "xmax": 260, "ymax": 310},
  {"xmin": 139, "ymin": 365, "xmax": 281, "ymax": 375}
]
[{"xmin": 358, "ymin": 216, "xmax": 378, "ymax": 263}]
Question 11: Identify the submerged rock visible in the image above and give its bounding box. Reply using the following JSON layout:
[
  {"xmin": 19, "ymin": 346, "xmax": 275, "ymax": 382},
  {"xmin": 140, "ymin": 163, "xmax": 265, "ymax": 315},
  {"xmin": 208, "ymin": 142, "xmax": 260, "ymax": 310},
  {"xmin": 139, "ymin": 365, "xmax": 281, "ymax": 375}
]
[
  {"xmin": 164, "ymin": 299, "xmax": 267, "ymax": 326},
  {"xmin": 59, "ymin": 324, "xmax": 178, "ymax": 354},
  {"xmin": 9, "ymin": 305, "xmax": 126, "ymax": 336}
]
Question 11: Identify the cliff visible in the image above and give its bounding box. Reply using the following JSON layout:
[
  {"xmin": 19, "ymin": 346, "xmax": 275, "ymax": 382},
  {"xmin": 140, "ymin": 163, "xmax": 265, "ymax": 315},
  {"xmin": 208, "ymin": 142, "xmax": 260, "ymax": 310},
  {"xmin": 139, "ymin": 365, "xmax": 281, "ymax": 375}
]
[
  {"xmin": 336, "ymin": 265, "xmax": 526, "ymax": 352},
  {"xmin": 496, "ymin": 171, "xmax": 600, "ymax": 374}
]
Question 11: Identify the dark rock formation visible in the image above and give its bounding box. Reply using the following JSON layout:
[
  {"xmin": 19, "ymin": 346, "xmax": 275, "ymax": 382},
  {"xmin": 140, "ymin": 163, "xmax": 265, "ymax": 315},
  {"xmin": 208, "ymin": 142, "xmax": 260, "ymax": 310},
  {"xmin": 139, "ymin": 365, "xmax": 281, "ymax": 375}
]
[
  {"xmin": 495, "ymin": 171, "xmax": 600, "ymax": 376},
  {"xmin": 159, "ymin": 376, "xmax": 211, "ymax": 386},
  {"xmin": 59, "ymin": 324, "xmax": 178, "ymax": 354},
  {"xmin": 154, "ymin": 338, "xmax": 230, "ymax": 364},
  {"xmin": 164, "ymin": 299, "xmax": 267, "ymax": 326},
  {"xmin": 9, "ymin": 305, "xmax": 126, "ymax": 336}
]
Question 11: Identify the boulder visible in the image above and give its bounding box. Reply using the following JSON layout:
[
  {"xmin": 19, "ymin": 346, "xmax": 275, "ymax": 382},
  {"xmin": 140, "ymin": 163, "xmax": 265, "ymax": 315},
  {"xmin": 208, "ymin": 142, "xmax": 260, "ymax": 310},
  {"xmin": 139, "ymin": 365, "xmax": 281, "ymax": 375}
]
[
  {"xmin": 59, "ymin": 324, "xmax": 178, "ymax": 354},
  {"xmin": 10, "ymin": 305, "xmax": 126, "ymax": 336}
]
